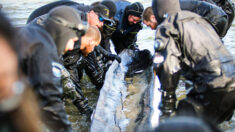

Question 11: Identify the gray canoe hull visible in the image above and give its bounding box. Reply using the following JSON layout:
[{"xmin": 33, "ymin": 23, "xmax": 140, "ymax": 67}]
[{"xmin": 90, "ymin": 49, "xmax": 154, "ymax": 132}]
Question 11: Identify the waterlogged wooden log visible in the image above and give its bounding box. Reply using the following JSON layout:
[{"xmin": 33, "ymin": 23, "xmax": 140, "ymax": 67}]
[{"xmin": 90, "ymin": 49, "xmax": 154, "ymax": 132}]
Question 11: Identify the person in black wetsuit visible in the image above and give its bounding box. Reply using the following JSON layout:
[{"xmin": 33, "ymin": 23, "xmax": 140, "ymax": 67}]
[
  {"xmin": 14, "ymin": 6, "xmax": 89, "ymax": 132},
  {"xmin": 111, "ymin": 1, "xmax": 144, "ymax": 54},
  {"xmin": 27, "ymin": 1, "xmax": 121, "ymax": 113},
  {"xmin": 152, "ymin": 0, "xmax": 235, "ymax": 124},
  {"xmin": 200, "ymin": 0, "xmax": 234, "ymax": 37}
]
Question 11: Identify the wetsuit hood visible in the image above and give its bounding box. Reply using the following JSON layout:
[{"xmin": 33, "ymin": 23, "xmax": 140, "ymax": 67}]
[
  {"xmin": 44, "ymin": 6, "xmax": 87, "ymax": 55},
  {"xmin": 152, "ymin": 0, "xmax": 181, "ymax": 24},
  {"xmin": 125, "ymin": 2, "xmax": 144, "ymax": 18}
]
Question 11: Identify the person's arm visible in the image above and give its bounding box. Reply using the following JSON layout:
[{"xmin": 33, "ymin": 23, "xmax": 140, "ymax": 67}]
[
  {"xmin": 95, "ymin": 46, "xmax": 121, "ymax": 63},
  {"xmin": 154, "ymin": 23, "xmax": 181, "ymax": 117}
]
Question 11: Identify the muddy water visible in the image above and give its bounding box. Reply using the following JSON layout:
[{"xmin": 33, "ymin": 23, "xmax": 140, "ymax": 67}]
[{"xmin": 1, "ymin": 0, "xmax": 234, "ymax": 131}]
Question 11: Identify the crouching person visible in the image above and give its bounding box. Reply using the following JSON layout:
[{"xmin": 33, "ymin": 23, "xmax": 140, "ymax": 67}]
[
  {"xmin": 152, "ymin": 0, "xmax": 235, "ymax": 124},
  {"xmin": 62, "ymin": 26, "xmax": 101, "ymax": 117},
  {"xmin": 14, "ymin": 6, "xmax": 89, "ymax": 132}
]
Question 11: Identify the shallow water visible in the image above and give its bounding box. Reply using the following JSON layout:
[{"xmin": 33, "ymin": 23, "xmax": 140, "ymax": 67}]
[{"xmin": 1, "ymin": 0, "xmax": 234, "ymax": 131}]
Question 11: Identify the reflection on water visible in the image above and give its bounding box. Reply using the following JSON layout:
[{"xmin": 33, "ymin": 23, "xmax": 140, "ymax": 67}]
[{"xmin": 1, "ymin": 0, "xmax": 234, "ymax": 131}]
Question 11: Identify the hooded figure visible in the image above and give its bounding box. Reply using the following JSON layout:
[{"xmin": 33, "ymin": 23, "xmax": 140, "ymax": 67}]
[
  {"xmin": 200, "ymin": 0, "xmax": 235, "ymax": 37},
  {"xmin": 44, "ymin": 6, "xmax": 94, "ymax": 117},
  {"xmin": 180, "ymin": 0, "xmax": 228, "ymax": 38},
  {"xmin": 27, "ymin": 1, "xmax": 91, "ymax": 23},
  {"xmin": 43, "ymin": 6, "xmax": 87, "ymax": 55},
  {"xmin": 26, "ymin": 1, "xmax": 120, "ymax": 117},
  {"xmin": 13, "ymin": 6, "xmax": 88, "ymax": 132},
  {"xmin": 111, "ymin": 1, "xmax": 144, "ymax": 54},
  {"xmin": 152, "ymin": 0, "xmax": 235, "ymax": 124},
  {"xmin": 152, "ymin": 0, "xmax": 180, "ymax": 24}
]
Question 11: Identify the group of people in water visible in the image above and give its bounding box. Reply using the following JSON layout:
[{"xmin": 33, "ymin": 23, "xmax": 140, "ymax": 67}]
[{"xmin": 0, "ymin": 0, "xmax": 234, "ymax": 131}]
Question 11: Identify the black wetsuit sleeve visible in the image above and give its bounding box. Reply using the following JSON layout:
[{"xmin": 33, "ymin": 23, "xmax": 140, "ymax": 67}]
[
  {"xmin": 155, "ymin": 23, "xmax": 181, "ymax": 115},
  {"xmin": 155, "ymin": 26, "xmax": 181, "ymax": 92},
  {"xmin": 95, "ymin": 45, "xmax": 112, "ymax": 57}
]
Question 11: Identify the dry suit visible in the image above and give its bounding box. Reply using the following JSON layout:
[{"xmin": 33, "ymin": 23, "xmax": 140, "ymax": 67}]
[
  {"xmin": 111, "ymin": 1, "xmax": 144, "ymax": 54},
  {"xmin": 200, "ymin": 0, "xmax": 235, "ymax": 37},
  {"xmin": 152, "ymin": 0, "xmax": 235, "ymax": 124},
  {"xmin": 180, "ymin": 0, "xmax": 228, "ymax": 38},
  {"xmin": 27, "ymin": 1, "xmax": 120, "ymax": 113},
  {"xmin": 83, "ymin": 21, "xmax": 120, "ymax": 90},
  {"xmin": 14, "ymin": 24, "xmax": 72, "ymax": 132},
  {"xmin": 12, "ymin": 6, "xmax": 88, "ymax": 131}
]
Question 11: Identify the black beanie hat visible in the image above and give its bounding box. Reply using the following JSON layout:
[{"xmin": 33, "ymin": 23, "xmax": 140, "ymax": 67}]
[
  {"xmin": 44, "ymin": 6, "xmax": 87, "ymax": 55},
  {"xmin": 126, "ymin": 2, "xmax": 144, "ymax": 17},
  {"xmin": 101, "ymin": 0, "xmax": 117, "ymax": 18}
]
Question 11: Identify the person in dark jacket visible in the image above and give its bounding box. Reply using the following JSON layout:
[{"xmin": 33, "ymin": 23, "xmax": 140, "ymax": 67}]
[
  {"xmin": 152, "ymin": 0, "xmax": 235, "ymax": 124},
  {"xmin": 200, "ymin": 0, "xmax": 234, "ymax": 37},
  {"xmin": 27, "ymin": 1, "xmax": 120, "ymax": 114},
  {"xmin": 143, "ymin": 0, "xmax": 228, "ymax": 38},
  {"xmin": 14, "ymin": 6, "xmax": 89, "ymax": 132},
  {"xmin": 83, "ymin": 0, "xmax": 122, "ymax": 90},
  {"xmin": 62, "ymin": 25, "xmax": 101, "ymax": 117},
  {"xmin": 111, "ymin": 1, "xmax": 144, "ymax": 54},
  {"xmin": 27, "ymin": 1, "xmax": 91, "ymax": 24}
]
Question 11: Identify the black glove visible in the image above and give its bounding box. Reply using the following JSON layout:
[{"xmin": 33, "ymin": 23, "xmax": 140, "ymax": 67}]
[
  {"xmin": 108, "ymin": 54, "xmax": 121, "ymax": 63},
  {"xmin": 128, "ymin": 44, "xmax": 139, "ymax": 51}
]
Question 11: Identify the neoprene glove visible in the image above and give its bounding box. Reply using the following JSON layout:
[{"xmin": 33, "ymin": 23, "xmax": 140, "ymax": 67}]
[{"xmin": 108, "ymin": 54, "xmax": 121, "ymax": 63}]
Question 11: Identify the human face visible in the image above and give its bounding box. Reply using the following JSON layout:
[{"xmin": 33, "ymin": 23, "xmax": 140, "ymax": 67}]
[
  {"xmin": 64, "ymin": 37, "xmax": 78, "ymax": 52},
  {"xmin": 143, "ymin": 15, "xmax": 157, "ymax": 30},
  {"xmin": 88, "ymin": 11, "xmax": 104, "ymax": 29},
  {"xmin": 128, "ymin": 15, "xmax": 141, "ymax": 25},
  {"xmin": 0, "ymin": 36, "xmax": 18, "ymax": 100},
  {"xmin": 143, "ymin": 20, "xmax": 157, "ymax": 30}
]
